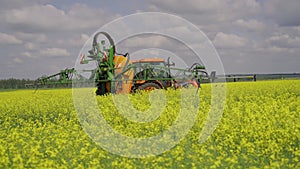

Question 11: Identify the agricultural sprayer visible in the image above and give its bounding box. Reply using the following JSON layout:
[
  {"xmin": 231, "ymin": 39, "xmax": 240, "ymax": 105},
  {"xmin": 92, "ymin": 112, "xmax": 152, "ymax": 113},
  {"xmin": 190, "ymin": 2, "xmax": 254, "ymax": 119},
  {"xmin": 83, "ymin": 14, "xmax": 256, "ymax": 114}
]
[{"xmin": 35, "ymin": 32, "xmax": 215, "ymax": 95}]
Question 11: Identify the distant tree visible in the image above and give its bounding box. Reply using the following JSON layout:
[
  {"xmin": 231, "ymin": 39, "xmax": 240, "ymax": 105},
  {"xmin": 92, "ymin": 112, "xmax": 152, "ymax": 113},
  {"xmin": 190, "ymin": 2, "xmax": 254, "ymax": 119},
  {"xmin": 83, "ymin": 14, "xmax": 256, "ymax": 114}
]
[{"xmin": 0, "ymin": 78, "xmax": 35, "ymax": 89}]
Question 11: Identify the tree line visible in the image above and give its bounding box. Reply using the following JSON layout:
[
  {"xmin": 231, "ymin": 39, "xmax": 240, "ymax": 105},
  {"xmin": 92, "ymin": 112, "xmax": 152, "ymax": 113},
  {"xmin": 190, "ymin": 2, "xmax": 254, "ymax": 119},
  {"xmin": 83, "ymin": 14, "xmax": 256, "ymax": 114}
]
[
  {"xmin": 0, "ymin": 78, "xmax": 74, "ymax": 89},
  {"xmin": 0, "ymin": 78, "xmax": 35, "ymax": 89},
  {"xmin": 1, "ymin": 73, "xmax": 299, "ymax": 89}
]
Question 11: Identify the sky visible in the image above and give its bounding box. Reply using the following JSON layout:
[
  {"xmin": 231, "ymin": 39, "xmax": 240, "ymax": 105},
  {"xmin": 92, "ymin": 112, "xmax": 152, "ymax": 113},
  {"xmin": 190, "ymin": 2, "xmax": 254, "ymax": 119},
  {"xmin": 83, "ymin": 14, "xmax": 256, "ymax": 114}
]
[{"xmin": 0, "ymin": 0, "xmax": 300, "ymax": 79}]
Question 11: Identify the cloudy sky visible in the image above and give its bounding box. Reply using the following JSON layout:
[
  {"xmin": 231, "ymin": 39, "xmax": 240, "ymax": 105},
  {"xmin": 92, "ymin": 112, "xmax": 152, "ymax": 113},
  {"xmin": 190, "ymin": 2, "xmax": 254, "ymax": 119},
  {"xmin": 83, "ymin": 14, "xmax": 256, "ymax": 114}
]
[{"xmin": 1, "ymin": 0, "xmax": 300, "ymax": 79}]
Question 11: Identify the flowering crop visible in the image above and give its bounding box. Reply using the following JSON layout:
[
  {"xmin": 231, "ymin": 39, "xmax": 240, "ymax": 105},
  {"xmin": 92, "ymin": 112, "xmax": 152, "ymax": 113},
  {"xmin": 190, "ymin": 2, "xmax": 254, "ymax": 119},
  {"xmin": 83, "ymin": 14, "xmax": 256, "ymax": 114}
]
[{"xmin": 0, "ymin": 80, "xmax": 299, "ymax": 168}]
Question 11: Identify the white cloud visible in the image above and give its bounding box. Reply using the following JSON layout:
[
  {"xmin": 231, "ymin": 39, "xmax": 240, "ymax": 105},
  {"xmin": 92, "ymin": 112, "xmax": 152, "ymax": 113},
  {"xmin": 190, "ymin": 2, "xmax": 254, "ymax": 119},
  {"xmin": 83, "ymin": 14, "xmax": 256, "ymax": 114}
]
[
  {"xmin": 22, "ymin": 52, "xmax": 36, "ymax": 58},
  {"xmin": 13, "ymin": 57, "xmax": 23, "ymax": 63},
  {"xmin": 74, "ymin": 34, "xmax": 90, "ymax": 46},
  {"xmin": 213, "ymin": 32, "xmax": 250, "ymax": 48},
  {"xmin": 3, "ymin": 4, "xmax": 62, "ymax": 29},
  {"xmin": 295, "ymin": 26, "xmax": 300, "ymax": 32},
  {"xmin": 21, "ymin": 47, "xmax": 71, "ymax": 58},
  {"xmin": 150, "ymin": 0, "xmax": 261, "ymax": 23},
  {"xmin": 64, "ymin": 34, "xmax": 90, "ymax": 47},
  {"xmin": 234, "ymin": 19, "xmax": 266, "ymax": 32},
  {"xmin": 122, "ymin": 35, "xmax": 169, "ymax": 48},
  {"xmin": 255, "ymin": 46, "xmax": 291, "ymax": 54},
  {"xmin": 268, "ymin": 46, "xmax": 291, "ymax": 53},
  {"xmin": 16, "ymin": 32, "xmax": 47, "ymax": 43},
  {"xmin": 24, "ymin": 42, "xmax": 38, "ymax": 50},
  {"xmin": 40, "ymin": 48, "xmax": 71, "ymax": 57},
  {"xmin": 80, "ymin": 34, "xmax": 90, "ymax": 43},
  {"xmin": 0, "ymin": 32, "xmax": 23, "ymax": 44},
  {"xmin": 2, "ymin": 3, "xmax": 117, "ymax": 32},
  {"xmin": 267, "ymin": 34, "xmax": 300, "ymax": 48}
]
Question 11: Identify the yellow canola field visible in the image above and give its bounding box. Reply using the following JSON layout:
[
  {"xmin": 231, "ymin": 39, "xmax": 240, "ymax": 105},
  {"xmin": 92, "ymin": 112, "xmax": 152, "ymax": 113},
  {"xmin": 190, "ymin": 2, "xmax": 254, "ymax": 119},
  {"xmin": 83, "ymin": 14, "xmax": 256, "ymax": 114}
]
[{"xmin": 0, "ymin": 80, "xmax": 299, "ymax": 168}]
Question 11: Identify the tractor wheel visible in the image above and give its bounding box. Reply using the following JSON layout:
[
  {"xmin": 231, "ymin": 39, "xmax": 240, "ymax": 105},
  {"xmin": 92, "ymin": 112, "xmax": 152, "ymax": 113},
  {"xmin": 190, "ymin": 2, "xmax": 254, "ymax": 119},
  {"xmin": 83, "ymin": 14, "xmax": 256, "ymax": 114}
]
[
  {"xmin": 138, "ymin": 82, "xmax": 161, "ymax": 92},
  {"xmin": 96, "ymin": 82, "xmax": 106, "ymax": 95}
]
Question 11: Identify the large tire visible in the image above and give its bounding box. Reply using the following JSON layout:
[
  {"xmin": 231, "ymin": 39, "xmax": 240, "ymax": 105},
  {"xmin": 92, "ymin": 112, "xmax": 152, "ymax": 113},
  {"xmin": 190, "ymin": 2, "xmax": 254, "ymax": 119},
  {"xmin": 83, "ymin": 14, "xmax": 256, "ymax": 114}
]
[
  {"xmin": 138, "ymin": 82, "xmax": 161, "ymax": 92},
  {"xmin": 96, "ymin": 82, "xmax": 106, "ymax": 95},
  {"xmin": 159, "ymin": 80, "xmax": 170, "ymax": 89}
]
